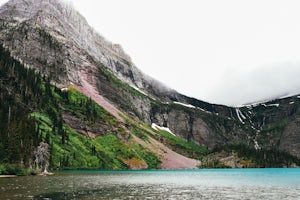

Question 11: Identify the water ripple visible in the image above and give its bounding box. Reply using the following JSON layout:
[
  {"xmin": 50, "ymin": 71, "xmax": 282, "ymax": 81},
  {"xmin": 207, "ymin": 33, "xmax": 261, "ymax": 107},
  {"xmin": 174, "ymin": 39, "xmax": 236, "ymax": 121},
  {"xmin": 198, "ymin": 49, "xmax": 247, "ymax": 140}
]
[{"xmin": 0, "ymin": 169, "xmax": 299, "ymax": 200}]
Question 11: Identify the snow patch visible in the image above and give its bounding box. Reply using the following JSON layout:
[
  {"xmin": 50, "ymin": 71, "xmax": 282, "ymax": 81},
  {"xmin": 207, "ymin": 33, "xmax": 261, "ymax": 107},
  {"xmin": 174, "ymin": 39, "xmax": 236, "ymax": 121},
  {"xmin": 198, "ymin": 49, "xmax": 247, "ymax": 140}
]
[
  {"xmin": 262, "ymin": 103, "xmax": 279, "ymax": 107},
  {"xmin": 279, "ymin": 93, "xmax": 299, "ymax": 99},
  {"xmin": 246, "ymin": 105, "xmax": 252, "ymax": 109},
  {"xmin": 198, "ymin": 108, "xmax": 212, "ymax": 114},
  {"xmin": 131, "ymin": 85, "xmax": 148, "ymax": 96},
  {"xmin": 241, "ymin": 97, "xmax": 281, "ymax": 108},
  {"xmin": 151, "ymin": 123, "xmax": 176, "ymax": 136},
  {"xmin": 61, "ymin": 87, "xmax": 68, "ymax": 92},
  {"xmin": 131, "ymin": 85, "xmax": 158, "ymax": 101},
  {"xmin": 290, "ymin": 101, "xmax": 294, "ymax": 105},
  {"xmin": 236, "ymin": 108, "xmax": 246, "ymax": 124},
  {"xmin": 173, "ymin": 101, "xmax": 214, "ymax": 114},
  {"xmin": 173, "ymin": 102, "xmax": 196, "ymax": 108},
  {"xmin": 254, "ymin": 139, "xmax": 261, "ymax": 150}
]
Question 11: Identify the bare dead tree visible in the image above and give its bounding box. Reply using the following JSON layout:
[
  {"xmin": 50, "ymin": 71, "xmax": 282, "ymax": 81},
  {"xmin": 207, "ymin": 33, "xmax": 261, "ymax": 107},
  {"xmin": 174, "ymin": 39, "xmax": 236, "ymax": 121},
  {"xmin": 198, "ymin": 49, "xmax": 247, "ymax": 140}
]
[{"xmin": 34, "ymin": 142, "xmax": 50, "ymax": 172}]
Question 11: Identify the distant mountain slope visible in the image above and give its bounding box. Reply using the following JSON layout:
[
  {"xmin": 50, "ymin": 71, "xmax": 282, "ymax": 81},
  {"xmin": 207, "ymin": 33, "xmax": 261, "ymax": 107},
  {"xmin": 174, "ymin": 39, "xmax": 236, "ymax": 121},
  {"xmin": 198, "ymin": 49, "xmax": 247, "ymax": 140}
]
[{"xmin": 0, "ymin": 0, "xmax": 299, "ymax": 170}]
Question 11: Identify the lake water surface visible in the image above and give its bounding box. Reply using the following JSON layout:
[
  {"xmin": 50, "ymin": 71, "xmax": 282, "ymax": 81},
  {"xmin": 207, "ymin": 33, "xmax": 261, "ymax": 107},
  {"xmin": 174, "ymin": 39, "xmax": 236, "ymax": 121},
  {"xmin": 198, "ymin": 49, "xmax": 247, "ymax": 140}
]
[{"xmin": 0, "ymin": 168, "xmax": 300, "ymax": 199}]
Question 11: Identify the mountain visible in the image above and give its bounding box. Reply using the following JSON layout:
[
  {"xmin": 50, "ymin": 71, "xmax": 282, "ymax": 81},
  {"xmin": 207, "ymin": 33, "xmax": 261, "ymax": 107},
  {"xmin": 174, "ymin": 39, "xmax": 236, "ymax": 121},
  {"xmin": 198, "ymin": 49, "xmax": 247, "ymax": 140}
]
[
  {"xmin": 0, "ymin": 0, "xmax": 299, "ymax": 172},
  {"xmin": 0, "ymin": 0, "xmax": 241, "ymax": 149}
]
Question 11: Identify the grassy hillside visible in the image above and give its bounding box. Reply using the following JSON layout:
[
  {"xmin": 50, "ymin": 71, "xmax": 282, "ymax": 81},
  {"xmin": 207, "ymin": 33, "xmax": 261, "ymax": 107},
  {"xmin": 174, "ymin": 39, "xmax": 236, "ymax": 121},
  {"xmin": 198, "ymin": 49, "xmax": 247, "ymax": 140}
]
[
  {"xmin": 32, "ymin": 112, "xmax": 160, "ymax": 170},
  {"xmin": 152, "ymin": 129, "xmax": 208, "ymax": 160}
]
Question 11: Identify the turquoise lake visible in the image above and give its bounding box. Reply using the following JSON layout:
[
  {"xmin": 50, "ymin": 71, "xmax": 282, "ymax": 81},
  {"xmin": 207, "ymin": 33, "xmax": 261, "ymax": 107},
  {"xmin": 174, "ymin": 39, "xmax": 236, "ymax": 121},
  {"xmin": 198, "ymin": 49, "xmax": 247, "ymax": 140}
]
[{"xmin": 0, "ymin": 168, "xmax": 300, "ymax": 199}]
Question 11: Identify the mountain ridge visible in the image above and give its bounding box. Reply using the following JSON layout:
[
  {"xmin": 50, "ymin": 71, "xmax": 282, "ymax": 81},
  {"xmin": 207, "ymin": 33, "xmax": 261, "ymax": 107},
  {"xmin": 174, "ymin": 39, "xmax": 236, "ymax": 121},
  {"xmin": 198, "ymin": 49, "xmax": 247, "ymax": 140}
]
[{"xmin": 0, "ymin": 0, "xmax": 299, "ymax": 171}]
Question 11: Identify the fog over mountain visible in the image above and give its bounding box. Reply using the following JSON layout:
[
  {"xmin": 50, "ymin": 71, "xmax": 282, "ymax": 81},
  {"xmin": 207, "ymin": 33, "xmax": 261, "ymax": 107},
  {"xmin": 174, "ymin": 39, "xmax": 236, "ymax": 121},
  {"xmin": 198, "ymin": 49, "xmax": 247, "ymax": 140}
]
[{"xmin": 208, "ymin": 63, "xmax": 300, "ymax": 106}]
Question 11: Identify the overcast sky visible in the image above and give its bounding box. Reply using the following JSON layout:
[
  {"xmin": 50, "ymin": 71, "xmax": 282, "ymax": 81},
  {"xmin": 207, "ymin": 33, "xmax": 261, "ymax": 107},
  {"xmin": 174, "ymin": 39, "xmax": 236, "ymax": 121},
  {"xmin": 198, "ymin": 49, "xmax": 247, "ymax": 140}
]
[{"xmin": 1, "ymin": 0, "xmax": 300, "ymax": 106}]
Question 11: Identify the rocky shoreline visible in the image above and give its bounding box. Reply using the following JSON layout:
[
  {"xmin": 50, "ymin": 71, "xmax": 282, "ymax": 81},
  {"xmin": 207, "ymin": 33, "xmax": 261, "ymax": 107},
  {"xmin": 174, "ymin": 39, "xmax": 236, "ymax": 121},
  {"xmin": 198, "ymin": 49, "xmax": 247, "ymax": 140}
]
[
  {"xmin": 37, "ymin": 171, "xmax": 54, "ymax": 176},
  {"xmin": 0, "ymin": 175, "xmax": 17, "ymax": 178}
]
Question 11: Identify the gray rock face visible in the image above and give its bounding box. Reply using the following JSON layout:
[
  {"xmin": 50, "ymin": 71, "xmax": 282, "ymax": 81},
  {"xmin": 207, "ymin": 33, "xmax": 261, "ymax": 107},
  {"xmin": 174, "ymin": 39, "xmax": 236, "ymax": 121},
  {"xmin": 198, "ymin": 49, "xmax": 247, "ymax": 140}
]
[
  {"xmin": 279, "ymin": 118, "xmax": 300, "ymax": 158},
  {"xmin": 167, "ymin": 110, "xmax": 216, "ymax": 147},
  {"xmin": 0, "ymin": 0, "xmax": 152, "ymax": 89}
]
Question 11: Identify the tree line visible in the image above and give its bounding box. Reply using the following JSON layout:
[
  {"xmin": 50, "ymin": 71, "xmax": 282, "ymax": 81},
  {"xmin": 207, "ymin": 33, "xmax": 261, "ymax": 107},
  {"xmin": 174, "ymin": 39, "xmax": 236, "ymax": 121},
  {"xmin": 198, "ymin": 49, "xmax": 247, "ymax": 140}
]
[
  {"xmin": 0, "ymin": 44, "xmax": 66, "ymax": 170},
  {"xmin": 0, "ymin": 44, "xmax": 109, "ymax": 172}
]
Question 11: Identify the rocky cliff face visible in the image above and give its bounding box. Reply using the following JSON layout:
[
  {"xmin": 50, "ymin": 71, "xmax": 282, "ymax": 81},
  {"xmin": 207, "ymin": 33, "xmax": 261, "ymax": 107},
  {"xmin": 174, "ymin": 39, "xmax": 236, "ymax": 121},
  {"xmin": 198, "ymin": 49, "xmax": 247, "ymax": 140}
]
[
  {"xmin": 0, "ymin": 0, "xmax": 148, "ymax": 87},
  {"xmin": 0, "ymin": 0, "xmax": 299, "ymax": 159}
]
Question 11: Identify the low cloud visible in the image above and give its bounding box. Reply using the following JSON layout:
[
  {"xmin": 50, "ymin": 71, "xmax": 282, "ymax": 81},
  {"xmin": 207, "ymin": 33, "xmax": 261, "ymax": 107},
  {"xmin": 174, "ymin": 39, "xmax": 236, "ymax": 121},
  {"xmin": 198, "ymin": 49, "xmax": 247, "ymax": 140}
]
[{"xmin": 206, "ymin": 62, "xmax": 300, "ymax": 106}]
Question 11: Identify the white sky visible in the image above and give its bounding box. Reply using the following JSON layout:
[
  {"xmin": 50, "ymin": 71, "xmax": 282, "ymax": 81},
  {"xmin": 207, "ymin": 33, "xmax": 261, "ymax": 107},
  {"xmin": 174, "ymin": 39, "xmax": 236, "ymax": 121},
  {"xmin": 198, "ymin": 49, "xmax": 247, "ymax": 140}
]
[{"xmin": 1, "ymin": 0, "xmax": 300, "ymax": 106}]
